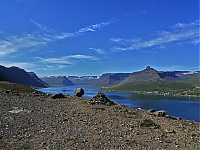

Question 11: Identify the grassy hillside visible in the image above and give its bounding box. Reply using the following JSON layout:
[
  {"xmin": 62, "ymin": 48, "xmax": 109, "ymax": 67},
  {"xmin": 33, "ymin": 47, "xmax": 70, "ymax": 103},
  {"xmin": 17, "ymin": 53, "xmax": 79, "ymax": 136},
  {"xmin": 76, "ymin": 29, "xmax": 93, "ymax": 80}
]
[
  {"xmin": 180, "ymin": 75, "xmax": 199, "ymax": 86},
  {"xmin": 105, "ymin": 78, "xmax": 200, "ymax": 96},
  {"xmin": 0, "ymin": 81, "xmax": 35, "ymax": 93}
]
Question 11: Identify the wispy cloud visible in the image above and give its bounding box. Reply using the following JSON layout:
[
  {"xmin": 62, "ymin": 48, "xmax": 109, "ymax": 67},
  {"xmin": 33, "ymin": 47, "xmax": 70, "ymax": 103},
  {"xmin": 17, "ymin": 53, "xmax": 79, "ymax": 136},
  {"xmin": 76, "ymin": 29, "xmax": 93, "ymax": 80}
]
[
  {"xmin": 76, "ymin": 21, "xmax": 113, "ymax": 35},
  {"xmin": 67, "ymin": 54, "xmax": 98, "ymax": 60},
  {"xmin": 37, "ymin": 57, "xmax": 73, "ymax": 65},
  {"xmin": 0, "ymin": 20, "xmax": 113, "ymax": 57},
  {"xmin": 111, "ymin": 21, "xmax": 199, "ymax": 51},
  {"xmin": 0, "ymin": 61, "xmax": 35, "ymax": 70},
  {"xmin": 37, "ymin": 54, "xmax": 98, "ymax": 65},
  {"xmin": 29, "ymin": 19, "xmax": 47, "ymax": 30},
  {"xmin": 89, "ymin": 48, "xmax": 106, "ymax": 55},
  {"xmin": 0, "ymin": 33, "xmax": 50, "ymax": 57},
  {"xmin": 152, "ymin": 65, "xmax": 199, "ymax": 71}
]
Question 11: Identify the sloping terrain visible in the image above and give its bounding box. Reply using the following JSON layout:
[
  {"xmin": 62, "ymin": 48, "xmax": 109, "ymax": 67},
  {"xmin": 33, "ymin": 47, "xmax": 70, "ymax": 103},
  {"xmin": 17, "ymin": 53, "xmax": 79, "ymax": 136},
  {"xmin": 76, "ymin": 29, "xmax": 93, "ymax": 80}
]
[
  {"xmin": 0, "ymin": 65, "xmax": 47, "ymax": 87},
  {"xmin": 0, "ymin": 81, "xmax": 35, "ymax": 93},
  {"xmin": 0, "ymin": 93, "xmax": 199, "ymax": 149},
  {"xmin": 105, "ymin": 67, "xmax": 199, "ymax": 96}
]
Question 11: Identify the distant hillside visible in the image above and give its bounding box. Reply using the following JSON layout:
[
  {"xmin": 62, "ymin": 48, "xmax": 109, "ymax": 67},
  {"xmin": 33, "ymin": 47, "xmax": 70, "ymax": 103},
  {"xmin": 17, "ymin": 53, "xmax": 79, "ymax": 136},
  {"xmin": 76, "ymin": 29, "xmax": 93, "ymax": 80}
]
[
  {"xmin": 68, "ymin": 73, "xmax": 131, "ymax": 87},
  {"xmin": 68, "ymin": 76, "xmax": 99, "ymax": 85},
  {"xmin": 0, "ymin": 65, "xmax": 47, "ymax": 88},
  {"xmin": 159, "ymin": 71, "xmax": 200, "ymax": 80},
  {"xmin": 104, "ymin": 66, "xmax": 200, "ymax": 96},
  {"xmin": 40, "ymin": 76, "xmax": 74, "ymax": 86},
  {"xmin": 118, "ymin": 66, "xmax": 160, "ymax": 85},
  {"xmin": 95, "ymin": 73, "xmax": 131, "ymax": 87}
]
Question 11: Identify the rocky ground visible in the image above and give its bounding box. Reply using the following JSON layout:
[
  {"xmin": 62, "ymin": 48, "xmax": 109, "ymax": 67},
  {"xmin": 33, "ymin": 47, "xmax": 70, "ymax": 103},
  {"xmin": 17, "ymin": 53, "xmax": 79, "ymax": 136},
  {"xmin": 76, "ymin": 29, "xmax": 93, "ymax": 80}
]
[{"xmin": 0, "ymin": 90, "xmax": 199, "ymax": 150}]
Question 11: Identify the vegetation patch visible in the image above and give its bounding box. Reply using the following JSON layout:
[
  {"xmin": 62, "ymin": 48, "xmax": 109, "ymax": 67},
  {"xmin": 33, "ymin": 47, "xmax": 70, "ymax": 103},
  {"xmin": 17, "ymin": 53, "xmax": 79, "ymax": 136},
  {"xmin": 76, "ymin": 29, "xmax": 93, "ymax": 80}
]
[
  {"xmin": 140, "ymin": 119, "xmax": 156, "ymax": 127},
  {"xmin": 0, "ymin": 81, "xmax": 35, "ymax": 93},
  {"xmin": 105, "ymin": 79, "xmax": 200, "ymax": 96}
]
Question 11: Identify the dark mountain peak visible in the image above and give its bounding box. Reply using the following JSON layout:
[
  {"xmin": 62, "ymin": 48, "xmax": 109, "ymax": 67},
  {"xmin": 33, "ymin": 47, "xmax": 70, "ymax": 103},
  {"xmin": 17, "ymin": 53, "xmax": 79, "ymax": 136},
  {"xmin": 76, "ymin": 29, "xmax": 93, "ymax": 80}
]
[
  {"xmin": 146, "ymin": 66, "xmax": 151, "ymax": 70},
  {"xmin": 0, "ymin": 65, "xmax": 47, "ymax": 87},
  {"xmin": 143, "ymin": 66, "xmax": 158, "ymax": 73},
  {"xmin": 118, "ymin": 67, "xmax": 160, "ymax": 85}
]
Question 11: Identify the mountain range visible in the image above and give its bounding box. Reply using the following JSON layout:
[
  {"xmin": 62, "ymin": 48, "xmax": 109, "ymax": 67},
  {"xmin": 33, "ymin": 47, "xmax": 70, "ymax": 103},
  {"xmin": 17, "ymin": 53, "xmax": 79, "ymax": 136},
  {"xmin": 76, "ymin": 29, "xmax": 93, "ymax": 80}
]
[
  {"xmin": 0, "ymin": 65, "xmax": 199, "ymax": 96},
  {"xmin": 40, "ymin": 76, "xmax": 74, "ymax": 86}
]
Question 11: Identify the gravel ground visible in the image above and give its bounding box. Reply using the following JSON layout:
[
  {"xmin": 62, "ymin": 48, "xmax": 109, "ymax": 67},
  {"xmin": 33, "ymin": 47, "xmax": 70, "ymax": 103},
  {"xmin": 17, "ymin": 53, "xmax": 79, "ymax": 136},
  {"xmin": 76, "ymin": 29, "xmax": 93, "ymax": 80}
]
[{"xmin": 0, "ymin": 91, "xmax": 199, "ymax": 150}]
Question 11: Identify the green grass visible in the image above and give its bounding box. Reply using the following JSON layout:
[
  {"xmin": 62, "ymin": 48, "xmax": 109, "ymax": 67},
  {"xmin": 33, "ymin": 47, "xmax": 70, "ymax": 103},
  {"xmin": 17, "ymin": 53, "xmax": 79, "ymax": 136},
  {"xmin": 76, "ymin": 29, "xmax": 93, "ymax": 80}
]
[
  {"xmin": 104, "ymin": 79, "xmax": 200, "ymax": 96},
  {"xmin": 108, "ymin": 80, "xmax": 191, "ymax": 92},
  {"xmin": 0, "ymin": 81, "xmax": 35, "ymax": 93},
  {"xmin": 140, "ymin": 119, "xmax": 155, "ymax": 127}
]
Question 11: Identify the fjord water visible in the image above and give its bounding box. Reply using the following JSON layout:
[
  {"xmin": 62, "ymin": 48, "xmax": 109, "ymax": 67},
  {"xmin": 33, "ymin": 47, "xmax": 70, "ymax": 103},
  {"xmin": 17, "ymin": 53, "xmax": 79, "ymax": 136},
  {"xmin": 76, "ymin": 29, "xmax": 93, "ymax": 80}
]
[{"xmin": 37, "ymin": 85, "xmax": 200, "ymax": 122}]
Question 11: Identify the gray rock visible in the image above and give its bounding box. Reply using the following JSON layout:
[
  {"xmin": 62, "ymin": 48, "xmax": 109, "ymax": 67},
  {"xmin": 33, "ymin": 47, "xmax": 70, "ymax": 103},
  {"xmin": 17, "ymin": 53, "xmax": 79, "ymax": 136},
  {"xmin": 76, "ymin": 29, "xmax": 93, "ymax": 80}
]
[
  {"xmin": 155, "ymin": 110, "xmax": 167, "ymax": 117},
  {"xmin": 148, "ymin": 109, "xmax": 156, "ymax": 113},
  {"xmin": 74, "ymin": 88, "xmax": 84, "ymax": 97},
  {"xmin": 52, "ymin": 93, "xmax": 65, "ymax": 99}
]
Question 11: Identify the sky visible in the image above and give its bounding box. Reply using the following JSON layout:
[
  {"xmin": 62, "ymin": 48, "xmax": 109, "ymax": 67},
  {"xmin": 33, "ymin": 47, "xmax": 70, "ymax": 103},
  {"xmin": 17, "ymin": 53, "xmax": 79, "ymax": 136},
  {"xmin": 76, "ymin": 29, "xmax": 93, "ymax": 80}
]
[{"xmin": 0, "ymin": 0, "xmax": 199, "ymax": 76}]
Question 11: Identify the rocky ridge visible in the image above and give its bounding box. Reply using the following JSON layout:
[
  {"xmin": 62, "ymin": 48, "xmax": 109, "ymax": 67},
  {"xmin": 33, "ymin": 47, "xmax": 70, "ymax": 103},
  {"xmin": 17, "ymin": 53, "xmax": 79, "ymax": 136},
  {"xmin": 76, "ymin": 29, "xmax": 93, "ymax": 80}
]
[{"xmin": 0, "ymin": 90, "xmax": 199, "ymax": 150}]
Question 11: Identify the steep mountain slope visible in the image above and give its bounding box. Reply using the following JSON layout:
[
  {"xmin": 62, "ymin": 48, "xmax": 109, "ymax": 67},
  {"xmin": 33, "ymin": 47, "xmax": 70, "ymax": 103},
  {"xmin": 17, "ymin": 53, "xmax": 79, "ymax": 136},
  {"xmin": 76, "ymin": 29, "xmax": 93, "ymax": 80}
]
[
  {"xmin": 0, "ymin": 65, "xmax": 47, "ymax": 87},
  {"xmin": 118, "ymin": 66, "xmax": 160, "ymax": 85},
  {"xmin": 105, "ymin": 66, "xmax": 199, "ymax": 96},
  {"xmin": 40, "ymin": 76, "xmax": 74, "ymax": 86},
  {"xmin": 96, "ymin": 73, "xmax": 131, "ymax": 87}
]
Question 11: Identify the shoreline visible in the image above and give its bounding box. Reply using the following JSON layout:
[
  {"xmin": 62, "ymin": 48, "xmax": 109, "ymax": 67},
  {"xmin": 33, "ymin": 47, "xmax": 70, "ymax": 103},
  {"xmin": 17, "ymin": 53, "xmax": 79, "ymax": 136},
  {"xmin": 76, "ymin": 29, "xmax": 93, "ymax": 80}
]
[{"xmin": 104, "ymin": 89, "xmax": 200, "ymax": 99}]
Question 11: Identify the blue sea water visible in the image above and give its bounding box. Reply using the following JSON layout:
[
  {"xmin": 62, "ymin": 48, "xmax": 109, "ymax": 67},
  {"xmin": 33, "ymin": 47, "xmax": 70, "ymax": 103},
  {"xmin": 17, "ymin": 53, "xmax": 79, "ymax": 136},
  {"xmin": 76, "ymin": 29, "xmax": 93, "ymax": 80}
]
[{"xmin": 37, "ymin": 85, "xmax": 200, "ymax": 122}]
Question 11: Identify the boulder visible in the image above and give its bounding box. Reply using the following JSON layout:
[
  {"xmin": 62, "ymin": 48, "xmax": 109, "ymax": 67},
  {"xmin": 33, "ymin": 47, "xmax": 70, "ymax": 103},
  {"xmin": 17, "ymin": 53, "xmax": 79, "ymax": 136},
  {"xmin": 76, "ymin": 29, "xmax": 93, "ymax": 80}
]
[
  {"xmin": 155, "ymin": 110, "xmax": 167, "ymax": 117},
  {"xmin": 148, "ymin": 109, "xmax": 156, "ymax": 113},
  {"xmin": 90, "ymin": 92, "xmax": 114, "ymax": 105},
  {"xmin": 52, "ymin": 93, "xmax": 65, "ymax": 99},
  {"xmin": 74, "ymin": 88, "xmax": 84, "ymax": 97}
]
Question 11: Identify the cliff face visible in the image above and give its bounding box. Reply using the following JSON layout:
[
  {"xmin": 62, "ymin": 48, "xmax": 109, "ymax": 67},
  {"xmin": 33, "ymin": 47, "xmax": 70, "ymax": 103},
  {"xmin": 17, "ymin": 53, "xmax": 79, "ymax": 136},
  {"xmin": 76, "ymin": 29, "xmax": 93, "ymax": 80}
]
[{"xmin": 0, "ymin": 65, "xmax": 47, "ymax": 87}]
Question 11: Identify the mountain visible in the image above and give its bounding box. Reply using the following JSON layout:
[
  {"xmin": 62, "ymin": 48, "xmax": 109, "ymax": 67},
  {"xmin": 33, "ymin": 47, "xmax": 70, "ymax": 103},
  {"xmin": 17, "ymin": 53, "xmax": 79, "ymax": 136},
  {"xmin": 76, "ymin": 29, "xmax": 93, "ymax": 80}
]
[
  {"xmin": 68, "ymin": 76, "xmax": 99, "ymax": 85},
  {"xmin": 68, "ymin": 73, "xmax": 131, "ymax": 87},
  {"xmin": 104, "ymin": 66, "xmax": 200, "ymax": 96},
  {"xmin": 118, "ymin": 66, "xmax": 160, "ymax": 85},
  {"xmin": 158, "ymin": 71, "xmax": 200, "ymax": 80},
  {"xmin": 0, "ymin": 65, "xmax": 47, "ymax": 87},
  {"xmin": 40, "ymin": 76, "xmax": 75, "ymax": 86},
  {"xmin": 95, "ymin": 73, "xmax": 131, "ymax": 87}
]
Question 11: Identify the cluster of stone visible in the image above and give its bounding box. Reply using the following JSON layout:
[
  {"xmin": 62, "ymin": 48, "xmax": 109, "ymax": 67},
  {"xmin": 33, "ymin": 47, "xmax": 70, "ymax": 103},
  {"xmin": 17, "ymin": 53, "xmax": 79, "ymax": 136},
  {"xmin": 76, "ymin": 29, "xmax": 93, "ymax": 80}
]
[
  {"xmin": 0, "ymin": 89, "xmax": 20, "ymax": 96},
  {"xmin": 90, "ymin": 92, "xmax": 114, "ymax": 106},
  {"xmin": 52, "ymin": 93, "xmax": 65, "ymax": 99},
  {"xmin": 148, "ymin": 109, "xmax": 181, "ymax": 120}
]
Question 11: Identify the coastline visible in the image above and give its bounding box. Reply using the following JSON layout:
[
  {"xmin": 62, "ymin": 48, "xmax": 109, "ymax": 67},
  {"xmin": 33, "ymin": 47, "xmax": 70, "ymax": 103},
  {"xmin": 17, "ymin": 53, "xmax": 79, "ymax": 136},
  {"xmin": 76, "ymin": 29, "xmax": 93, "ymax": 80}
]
[{"xmin": 104, "ymin": 89, "xmax": 200, "ymax": 100}]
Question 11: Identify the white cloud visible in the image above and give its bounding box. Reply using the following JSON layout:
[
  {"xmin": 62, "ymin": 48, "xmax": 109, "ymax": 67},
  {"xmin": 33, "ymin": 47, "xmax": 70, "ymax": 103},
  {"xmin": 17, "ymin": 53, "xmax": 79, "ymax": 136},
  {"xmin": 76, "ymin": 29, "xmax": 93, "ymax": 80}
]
[
  {"xmin": 37, "ymin": 54, "xmax": 98, "ymax": 65},
  {"xmin": 110, "ymin": 38, "xmax": 123, "ymax": 42},
  {"xmin": 89, "ymin": 48, "xmax": 106, "ymax": 54},
  {"xmin": 111, "ymin": 21, "xmax": 199, "ymax": 51},
  {"xmin": 0, "ymin": 40, "xmax": 17, "ymax": 56},
  {"xmin": 67, "ymin": 54, "xmax": 98, "ymax": 60},
  {"xmin": 0, "ymin": 20, "xmax": 114, "ymax": 57},
  {"xmin": 0, "ymin": 61, "xmax": 35, "ymax": 69},
  {"xmin": 29, "ymin": 19, "xmax": 44, "ymax": 30},
  {"xmin": 76, "ymin": 21, "xmax": 113, "ymax": 35},
  {"xmin": 37, "ymin": 57, "xmax": 72, "ymax": 65},
  {"xmin": 152, "ymin": 65, "xmax": 199, "ymax": 71}
]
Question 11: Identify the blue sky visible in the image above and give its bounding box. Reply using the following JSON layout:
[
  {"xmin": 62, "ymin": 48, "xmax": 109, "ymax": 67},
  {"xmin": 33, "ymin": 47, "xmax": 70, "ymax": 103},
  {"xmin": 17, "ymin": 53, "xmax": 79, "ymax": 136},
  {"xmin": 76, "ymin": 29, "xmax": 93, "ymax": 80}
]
[{"xmin": 0, "ymin": 0, "xmax": 199, "ymax": 76}]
